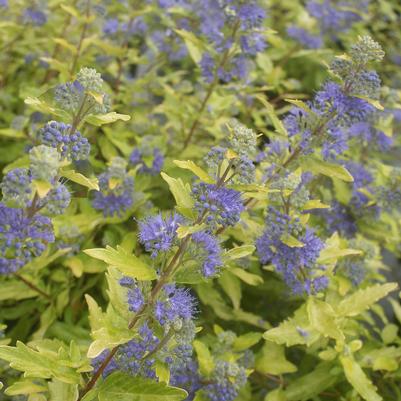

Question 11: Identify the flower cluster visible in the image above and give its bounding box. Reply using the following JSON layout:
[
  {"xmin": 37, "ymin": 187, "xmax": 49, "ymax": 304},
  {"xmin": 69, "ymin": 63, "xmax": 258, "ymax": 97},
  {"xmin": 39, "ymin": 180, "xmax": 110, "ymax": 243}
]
[
  {"xmin": 138, "ymin": 213, "xmax": 182, "ymax": 257},
  {"xmin": 256, "ymin": 207, "xmax": 327, "ymax": 294},
  {"xmin": 1, "ymin": 168, "xmax": 32, "ymax": 208},
  {"xmin": 192, "ymin": 183, "xmax": 244, "ymax": 228},
  {"xmin": 281, "ymin": 36, "xmax": 385, "ymax": 160},
  {"xmin": 55, "ymin": 67, "xmax": 110, "ymax": 115},
  {"xmin": 37, "ymin": 121, "xmax": 90, "ymax": 161},
  {"xmin": 92, "ymin": 157, "xmax": 135, "ymax": 217},
  {"xmin": 288, "ymin": 0, "xmax": 369, "ymax": 48},
  {"xmin": 129, "ymin": 138, "xmax": 164, "ymax": 176},
  {"xmin": 0, "ymin": 203, "xmax": 54, "ymax": 274},
  {"xmin": 191, "ymin": 231, "xmax": 223, "ymax": 278}
]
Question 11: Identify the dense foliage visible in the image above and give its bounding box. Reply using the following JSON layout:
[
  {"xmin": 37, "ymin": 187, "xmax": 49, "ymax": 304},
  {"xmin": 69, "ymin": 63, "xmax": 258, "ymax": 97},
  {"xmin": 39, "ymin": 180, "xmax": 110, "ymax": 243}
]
[{"xmin": 0, "ymin": 1, "xmax": 401, "ymax": 401}]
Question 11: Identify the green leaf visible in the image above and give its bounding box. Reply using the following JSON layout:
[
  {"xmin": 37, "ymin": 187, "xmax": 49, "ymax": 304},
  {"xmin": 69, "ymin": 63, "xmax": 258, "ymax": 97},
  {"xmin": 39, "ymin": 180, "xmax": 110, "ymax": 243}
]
[
  {"xmin": 173, "ymin": 160, "xmax": 213, "ymax": 183},
  {"xmin": 303, "ymin": 199, "xmax": 330, "ymax": 210},
  {"xmin": 176, "ymin": 224, "xmax": 206, "ymax": 239},
  {"xmin": 155, "ymin": 360, "xmax": 170, "ymax": 384},
  {"xmin": 174, "ymin": 29, "xmax": 206, "ymax": 64},
  {"xmin": 230, "ymin": 267, "xmax": 263, "ymax": 286},
  {"xmin": 307, "ymin": 298, "xmax": 344, "ymax": 343},
  {"xmin": 233, "ymin": 332, "xmax": 262, "ymax": 352},
  {"xmin": 302, "ymin": 158, "xmax": 354, "ymax": 182},
  {"xmin": 98, "ymin": 372, "xmax": 187, "ymax": 401},
  {"xmin": 263, "ymin": 304, "xmax": 320, "ymax": 346},
  {"xmin": 218, "ymin": 271, "xmax": 242, "ymax": 310},
  {"xmin": 255, "ymin": 95, "xmax": 288, "ymax": 137},
  {"xmin": 354, "ymin": 95, "xmax": 384, "ymax": 111},
  {"xmin": 33, "ymin": 179, "xmax": 52, "ymax": 198},
  {"xmin": 284, "ymin": 99, "xmax": 313, "ymax": 113},
  {"xmin": 24, "ymin": 97, "xmax": 69, "ymax": 120},
  {"xmin": 0, "ymin": 128, "xmax": 26, "ymax": 138},
  {"xmin": 223, "ymin": 245, "xmax": 255, "ymax": 261},
  {"xmin": 280, "ymin": 234, "xmax": 304, "ymax": 248},
  {"xmin": 61, "ymin": 169, "xmax": 99, "ymax": 191},
  {"xmin": 265, "ymin": 389, "xmax": 286, "ymax": 401},
  {"xmin": 256, "ymin": 341, "xmax": 297, "ymax": 375},
  {"xmin": 85, "ymin": 112, "xmax": 131, "ymax": 126},
  {"xmin": 0, "ymin": 342, "xmax": 80, "ymax": 384},
  {"xmin": 337, "ymin": 283, "xmax": 398, "ymax": 317},
  {"xmin": 5, "ymin": 379, "xmax": 47, "ymax": 396},
  {"xmin": 340, "ymin": 356, "xmax": 383, "ymax": 401},
  {"xmin": 161, "ymin": 172, "xmax": 195, "ymax": 218},
  {"xmin": 317, "ymin": 247, "xmax": 362, "ymax": 264},
  {"xmin": 193, "ymin": 340, "xmax": 214, "ymax": 376},
  {"xmin": 48, "ymin": 380, "xmax": 78, "ymax": 401},
  {"xmin": 284, "ymin": 362, "xmax": 338, "ymax": 401},
  {"xmin": 84, "ymin": 246, "xmax": 156, "ymax": 280}
]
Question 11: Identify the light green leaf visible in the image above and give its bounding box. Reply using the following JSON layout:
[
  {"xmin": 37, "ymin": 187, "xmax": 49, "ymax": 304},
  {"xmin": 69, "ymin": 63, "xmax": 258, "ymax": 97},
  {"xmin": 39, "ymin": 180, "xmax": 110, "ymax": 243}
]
[
  {"xmin": 281, "ymin": 234, "xmax": 304, "ymax": 248},
  {"xmin": 176, "ymin": 224, "xmax": 206, "ymax": 239},
  {"xmin": 24, "ymin": 97, "xmax": 69, "ymax": 120},
  {"xmin": 48, "ymin": 380, "xmax": 78, "ymax": 401},
  {"xmin": 155, "ymin": 361, "xmax": 170, "ymax": 384},
  {"xmin": 302, "ymin": 158, "xmax": 354, "ymax": 182},
  {"xmin": 265, "ymin": 389, "xmax": 286, "ymax": 401},
  {"xmin": 263, "ymin": 304, "xmax": 320, "ymax": 346},
  {"xmin": 284, "ymin": 99, "xmax": 313, "ymax": 113},
  {"xmin": 303, "ymin": 199, "xmax": 330, "ymax": 210},
  {"xmin": 218, "ymin": 271, "xmax": 242, "ymax": 310},
  {"xmin": 5, "ymin": 380, "xmax": 47, "ymax": 396},
  {"xmin": 84, "ymin": 246, "xmax": 156, "ymax": 280},
  {"xmin": 33, "ymin": 179, "xmax": 52, "ymax": 198},
  {"xmin": 337, "ymin": 283, "xmax": 398, "ymax": 317},
  {"xmin": 224, "ymin": 245, "xmax": 255, "ymax": 261},
  {"xmin": 0, "ymin": 342, "xmax": 80, "ymax": 384},
  {"xmin": 98, "ymin": 372, "xmax": 187, "ymax": 401},
  {"xmin": 340, "ymin": 356, "xmax": 383, "ymax": 401},
  {"xmin": 233, "ymin": 332, "xmax": 262, "ymax": 352},
  {"xmin": 174, "ymin": 29, "xmax": 206, "ymax": 64},
  {"xmin": 307, "ymin": 298, "xmax": 344, "ymax": 343},
  {"xmin": 354, "ymin": 95, "xmax": 384, "ymax": 111},
  {"xmin": 318, "ymin": 247, "xmax": 362, "ymax": 264},
  {"xmin": 230, "ymin": 267, "xmax": 263, "ymax": 286},
  {"xmin": 255, "ymin": 95, "xmax": 288, "ymax": 137},
  {"xmin": 284, "ymin": 362, "xmax": 338, "ymax": 401},
  {"xmin": 61, "ymin": 169, "xmax": 99, "ymax": 191},
  {"xmin": 173, "ymin": 160, "xmax": 213, "ymax": 183},
  {"xmin": 85, "ymin": 112, "xmax": 131, "ymax": 126},
  {"xmin": 0, "ymin": 128, "xmax": 25, "ymax": 138},
  {"xmin": 161, "ymin": 172, "xmax": 195, "ymax": 219},
  {"xmin": 256, "ymin": 341, "xmax": 297, "ymax": 375},
  {"xmin": 193, "ymin": 340, "xmax": 214, "ymax": 376}
]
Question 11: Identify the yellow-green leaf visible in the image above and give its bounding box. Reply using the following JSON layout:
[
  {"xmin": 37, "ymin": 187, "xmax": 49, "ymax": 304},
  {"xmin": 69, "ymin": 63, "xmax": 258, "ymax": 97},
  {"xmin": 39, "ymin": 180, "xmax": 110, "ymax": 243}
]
[
  {"xmin": 302, "ymin": 158, "xmax": 354, "ymax": 182},
  {"xmin": 84, "ymin": 246, "xmax": 156, "ymax": 281},
  {"xmin": 173, "ymin": 160, "xmax": 213, "ymax": 183},
  {"xmin": 61, "ymin": 169, "xmax": 99, "ymax": 191}
]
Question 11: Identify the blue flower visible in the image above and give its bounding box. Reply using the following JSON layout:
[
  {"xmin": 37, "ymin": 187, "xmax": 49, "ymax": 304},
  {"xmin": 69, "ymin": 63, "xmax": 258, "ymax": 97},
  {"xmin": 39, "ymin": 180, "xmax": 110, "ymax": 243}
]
[
  {"xmin": 129, "ymin": 147, "xmax": 164, "ymax": 176},
  {"xmin": 23, "ymin": 8, "xmax": 47, "ymax": 26},
  {"xmin": 192, "ymin": 183, "xmax": 244, "ymax": 228},
  {"xmin": 192, "ymin": 231, "xmax": 222, "ymax": 278},
  {"xmin": 37, "ymin": 121, "xmax": 90, "ymax": 161},
  {"xmin": 119, "ymin": 277, "xmax": 144, "ymax": 312},
  {"xmin": 1, "ymin": 168, "xmax": 32, "ymax": 207},
  {"xmin": 138, "ymin": 213, "xmax": 182, "ymax": 257},
  {"xmin": 154, "ymin": 284, "xmax": 196, "ymax": 326},
  {"xmin": 256, "ymin": 207, "xmax": 326, "ymax": 294},
  {"xmin": 92, "ymin": 158, "xmax": 134, "ymax": 217},
  {"xmin": 287, "ymin": 26, "xmax": 323, "ymax": 49},
  {"xmin": 0, "ymin": 204, "xmax": 54, "ymax": 274}
]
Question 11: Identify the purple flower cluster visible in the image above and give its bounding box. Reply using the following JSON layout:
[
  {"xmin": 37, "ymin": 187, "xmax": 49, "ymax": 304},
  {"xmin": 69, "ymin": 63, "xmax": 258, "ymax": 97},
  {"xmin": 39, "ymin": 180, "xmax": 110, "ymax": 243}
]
[
  {"xmin": 318, "ymin": 201, "xmax": 357, "ymax": 238},
  {"xmin": 119, "ymin": 277, "xmax": 144, "ymax": 312},
  {"xmin": 37, "ymin": 121, "xmax": 90, "ymax": 161},
  {"xmin": 92, "ymin": 158, "xmax": 135, "ymax": 217},
  {"xmin": 192, "ymin": 183, "xmax": 244, "ymax": 228},
  {"xmin": 192, "ymin": 231, "xmax": 222, "ymax": 278},
  {"xmin": 92, "ymin": 323, "xmax": 159, "ymax": 379},
  {"xmin": 1, "ymin": 168, "xmax": 32, "ymax": 207},
  {"xmin": 256, "ymin": 207, "xmax": 327, "ymax": 294},
  {"xmin": 170, "ymin": 360, "xmax": 202, "ymax": 401},
  {"xmin": 138, "ymin": 213, "xmax": 182, "ymax": 257},
  {"xmin": 155, "ymin": 284, "xmax": 196, "ymax": 327},
  {"xmin": 23, "ymin": 7, "xmax": 47, "ymax": 26},
  {"xmin": 0, "ymin": 203, "xmax": 54, "ymax": 274},
  {"xmin": 129, "ymin": 147, "xmax": 164, "ymax": 176},
  {"xmin": 288, "ymin": 0, "xmax": 369, "ymax": 48},
  {"xmin": 204, "ymin": 361, "xmax": 247, "ymax": 401}
]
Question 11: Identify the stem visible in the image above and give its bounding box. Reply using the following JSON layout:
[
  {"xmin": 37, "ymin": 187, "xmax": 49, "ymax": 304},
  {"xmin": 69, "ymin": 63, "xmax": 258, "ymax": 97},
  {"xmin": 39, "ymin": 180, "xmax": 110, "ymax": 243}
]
[
  {"xmin": 69, "ymin": 0, "xmax": 91, "ymax": 77},
  {"xmin": 140, "ymin": 329, "xmax": 174, "ymax": 364},
  {"xmin": 14, "ymin": 273, "xmax": 51, "ymax": 300},
  {"xmin": 182, "ymin": 20, "xmax": 241, "ymax": 150}
]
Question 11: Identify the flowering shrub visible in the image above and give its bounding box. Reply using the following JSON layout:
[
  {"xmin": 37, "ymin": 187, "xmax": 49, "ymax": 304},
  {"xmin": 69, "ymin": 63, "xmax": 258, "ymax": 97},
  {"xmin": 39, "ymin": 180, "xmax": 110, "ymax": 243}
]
[{"xmin": 0, "ymin": 1, "xmax": 401, "ymax": 401}]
